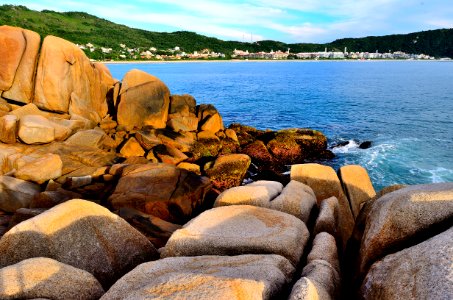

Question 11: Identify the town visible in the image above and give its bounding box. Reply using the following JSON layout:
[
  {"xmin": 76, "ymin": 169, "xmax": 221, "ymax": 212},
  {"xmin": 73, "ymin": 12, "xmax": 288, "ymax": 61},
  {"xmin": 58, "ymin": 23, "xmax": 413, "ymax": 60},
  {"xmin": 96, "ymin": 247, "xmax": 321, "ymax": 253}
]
[{"xmin": 76, "ymin": 42, "xmax": 447, "ymax": 61}]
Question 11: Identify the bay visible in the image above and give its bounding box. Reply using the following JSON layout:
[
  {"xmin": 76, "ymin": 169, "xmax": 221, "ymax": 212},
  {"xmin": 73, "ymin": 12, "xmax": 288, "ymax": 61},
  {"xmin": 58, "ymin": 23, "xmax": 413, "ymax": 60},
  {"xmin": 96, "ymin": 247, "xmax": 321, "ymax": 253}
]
[{"xmin": 106, "ymin": 60, "xmax": 453, "ymax": 190}]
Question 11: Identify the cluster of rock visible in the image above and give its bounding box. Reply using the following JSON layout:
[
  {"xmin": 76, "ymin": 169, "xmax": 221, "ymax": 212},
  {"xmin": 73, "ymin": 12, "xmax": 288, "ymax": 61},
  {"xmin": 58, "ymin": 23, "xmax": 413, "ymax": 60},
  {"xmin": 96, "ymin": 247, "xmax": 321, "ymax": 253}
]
[
  {"xmin": 1, "ymin": 162, "xmax": 450, "ymax": 299},
  {"xmin": 0, "ymin": 25, "xmax": 452, "ymax": 299}
]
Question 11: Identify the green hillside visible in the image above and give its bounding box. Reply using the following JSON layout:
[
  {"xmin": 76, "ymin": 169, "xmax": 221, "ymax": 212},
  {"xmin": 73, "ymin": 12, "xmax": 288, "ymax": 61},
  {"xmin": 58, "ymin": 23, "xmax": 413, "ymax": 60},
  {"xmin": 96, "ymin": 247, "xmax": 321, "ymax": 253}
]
[{"xmin": 1, "ymin": 4, "xmax": 452, "ymax": 59}]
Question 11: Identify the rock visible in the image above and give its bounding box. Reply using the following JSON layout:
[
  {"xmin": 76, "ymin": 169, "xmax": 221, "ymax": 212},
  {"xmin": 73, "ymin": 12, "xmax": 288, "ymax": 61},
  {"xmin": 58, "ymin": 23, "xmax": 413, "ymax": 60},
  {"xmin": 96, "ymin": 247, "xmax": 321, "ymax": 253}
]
[
  {"xmin": 205, "ymin": 154, "xmax": 251, "ymax": 192},
  {"xmin": 169, "ymin": 94, "xmax": 196, "ymax": 114},
  {"xmin": 307, "ymin": 232, "xmax": 340, "ymax": 273},
  {"xmin": 177, "ymin": 162, "xmax": 201, "ymax": 175},
  {"xmin": 48, "ymin": 119, "xmax": 72, "ymax": 141},
  {"xmin": 161, "ymin": 205, "xmax": 309, "ymax": 266},
  {"xmin": 135, "ymin": 129, "xmax": 161, "ymax": 150},
  {"xmin": 0, "ymin": 199, "xmax": 158, "ymax": 287},
  {"xmin": 9, "ymin": 103, "xmax": 69, "ymax": 120},
  {"xmin": 7, "ymin": 208, "xmax": 46, "ymax": 228},
  {"xmin": 200, "ymin": 112, "xmax": 223, "ymax": 133},
  {"xmin": 242, "ymin": 140, "xmax": 275, "ymax": 167},
  {"xmin": 267, "ymin": 129, "xmax": 328, "ymax": 164},
  {"xmin": 360, "ymin": 226, "xmax": 453, "ymax": 300},
  {"xmin": 338, "ymin": 165, "xmax": 376, "ymax": 219},
  {"xmin": 289, "ymin": 277, "xmax": 331, "ymax": 300},
  {"xmin": 197, "ymin": 104, "xmax": 219, "ymax": 122},
  {"xmin": 15, "ymin": 153, "xmax": 63, "ymax": 184},
  {"xmin": 0, "ymin": 26, "xmax": 26, "ymax": 91},
  {"xmin": 313, "ymin": 196, "xmax": 340, "ymax": 243},
  {"xmin": 30, "ymin": 188, "xmax": 82, "ymax": 209},
  {"xmin": 119, "ymin": 137, "xmax": 145, "ymax": 157},
  {"xmin": 166, "ymin": 116, "xmax": 198, "ymax": 132},
  {"xmin": 214, "ymin": 180, "xmax": 284, "ymax": 208},
  {"xmin": 1, "ymin": 27, "xmax": 40, "ymax": 104},
  {"xmin": 291, "ymin": 163, "xmax": 354, "ymax": 250},
  {"xmin": 225, "ymin": 128, "xmax": 238, "ymax": 142},
  {"xmin": 269, "ymin": 180, "xmax": 317, "ymax": 223},
  {"xmin": 0, "ymin": 176, "xmax": 41, "ymax": 212},
  {"xmin": 359, "ymin": 141, "xmax": 372, "ymax": 149},
  {"xmin": 301, "ymin": 260, "xmax": 341, "ymax": 300},
  {"xmin": 108, "ymin": 163, "xmax": 211, "ymax": 224},
  {"xmin": 64, "ymin": 129, "xmax": 107, "ymax": 149},
  {"xmin": 34, "ymin": 36, "xmax": 115, "ymax": 122},
  {"xmin": 0, "ymin": 114, "xmax": 18, "ymax": 143},
  {"xmin": 117, "ymin": 69, "xmax": 170, "ymax": 130},
  {"xmin": 190, "ymin": 131, "xmax": 221, "ymax": 160},
  {"xmin": 101, "ymin": 254, "xmax": 294, "ymax": 300},
  {"xmin": 359, "ymin": 182, "xmax": 453, "ymax": 275},
  {"xmin": 0, "ymin": 257, "xmax": 104, "ymax": 300},
  {"xmin": 118, "ymin": 207, "xmax": 182, "ymax": 248},
  {"xmin": 18, "ymin": 115, "xmax": 55, "ymax": 144},
  {"xmin": 153, "ymin": 143, "xmax": 188, "ymax": 165}
]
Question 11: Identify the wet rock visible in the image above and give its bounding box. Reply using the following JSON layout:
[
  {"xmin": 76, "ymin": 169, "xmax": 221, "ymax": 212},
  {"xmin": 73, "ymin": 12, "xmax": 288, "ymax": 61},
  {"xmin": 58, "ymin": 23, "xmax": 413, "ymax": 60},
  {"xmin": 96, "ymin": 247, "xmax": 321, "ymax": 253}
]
[
  {"xmin": 338, "ymin": 165, "xmax": 376, "ymax": 219},
  {"xmin": 360, "ymin": 226, "xmax": 453, "ymax": 300},
  {"xmin": 205, "ymin": 154, "xmax": 251, "ymax": 192},
  {"xmin": 0, "ymin": 199, "xmax": 158, "ymax": 288},
  {"xmin": 108, "ymin": 163, "xmax": 211, "ymax": 224},
  {"xmin": 0, "ymin": 114, "xmax": 18, "ymax": 143},
  {"xmin": 117, "ymin": 69, "xmax": 170, "ymax": 130},
  {"xmin": 359, "ymin": 182, "xmax": 453, "ymax": 275},
  {"xmin": 359, "ymin": 141, "xmax": 372, "ymax": 149},
  {"xmin": 15, "ymin": 153, "xmax": 63, "ymax": 184},
  {"xmin": 0, "ymin": 257, "xmax": 104, "ymax": 300},
  {"xmin": 0, "ymin": 176, "xmax": 41, "ymax": 212},
  {"xmin": 18, "ymin": 115, "xmax": 55, "ymax": 144},
  {"xmin": 161, "ymin": 205, "xmax": 309, "ymax": 266},
  {"xmin": 101, "ymin": 255, "xmax": 294, "ymax": 300},
  {"xmin": 291, "ymin": 163, "xmax": 354, "ymax": 250}
]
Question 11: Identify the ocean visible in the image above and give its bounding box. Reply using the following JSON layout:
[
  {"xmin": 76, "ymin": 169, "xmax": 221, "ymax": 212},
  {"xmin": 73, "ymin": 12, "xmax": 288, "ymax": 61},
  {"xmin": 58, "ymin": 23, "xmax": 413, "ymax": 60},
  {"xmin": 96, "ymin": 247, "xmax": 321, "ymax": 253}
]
[{"xmin": 106, "ymin": 60, "xmax": 453, "ymax": 191}]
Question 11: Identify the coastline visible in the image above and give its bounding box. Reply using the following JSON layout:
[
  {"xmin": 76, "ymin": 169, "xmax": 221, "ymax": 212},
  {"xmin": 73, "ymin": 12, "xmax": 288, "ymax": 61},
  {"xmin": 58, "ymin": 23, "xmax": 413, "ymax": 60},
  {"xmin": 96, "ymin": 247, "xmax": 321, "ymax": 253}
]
[{"xmin": 101, "ymin": 59, "xmax": 452, "ymax": 64}]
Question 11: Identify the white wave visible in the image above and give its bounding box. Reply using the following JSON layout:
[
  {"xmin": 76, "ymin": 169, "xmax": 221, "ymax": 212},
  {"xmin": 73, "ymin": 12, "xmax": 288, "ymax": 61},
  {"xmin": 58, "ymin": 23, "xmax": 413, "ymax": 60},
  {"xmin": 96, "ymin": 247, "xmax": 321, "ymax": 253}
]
[
  {"xmin": 426, "ymin": 167, "xmax": 453, "ymax": 183},
  {"xmin": 331, "ymin": 140, "xmax": 360, "ymax": 154}
]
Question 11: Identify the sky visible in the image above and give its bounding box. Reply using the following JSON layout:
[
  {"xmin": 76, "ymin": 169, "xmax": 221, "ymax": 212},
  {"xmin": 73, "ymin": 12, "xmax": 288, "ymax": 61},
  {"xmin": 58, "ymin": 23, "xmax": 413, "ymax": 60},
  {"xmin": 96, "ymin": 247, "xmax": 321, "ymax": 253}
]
[{"xmin": 3, "ymin": 0, "xmax": 453, "ymax": 43}]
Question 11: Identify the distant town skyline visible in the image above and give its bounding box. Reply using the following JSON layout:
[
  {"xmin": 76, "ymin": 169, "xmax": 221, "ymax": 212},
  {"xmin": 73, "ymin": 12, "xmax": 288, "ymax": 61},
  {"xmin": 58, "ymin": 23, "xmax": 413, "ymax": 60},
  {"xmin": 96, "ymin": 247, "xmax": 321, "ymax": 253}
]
[{"xmin": 2, "ymin": 0, "xmax": 453, "ymax": 43}]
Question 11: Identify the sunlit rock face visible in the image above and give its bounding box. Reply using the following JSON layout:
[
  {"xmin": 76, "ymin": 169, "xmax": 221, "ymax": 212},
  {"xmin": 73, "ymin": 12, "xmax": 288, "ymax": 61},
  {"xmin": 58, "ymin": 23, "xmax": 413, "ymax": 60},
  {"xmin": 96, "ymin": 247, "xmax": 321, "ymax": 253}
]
[
  {"xmin": 0, "ymin": 257, "xmax": 104, "ymax": 300},
  {"xmin": 0, "ymin": 199, "xmax": 158, "ymax": 287}
]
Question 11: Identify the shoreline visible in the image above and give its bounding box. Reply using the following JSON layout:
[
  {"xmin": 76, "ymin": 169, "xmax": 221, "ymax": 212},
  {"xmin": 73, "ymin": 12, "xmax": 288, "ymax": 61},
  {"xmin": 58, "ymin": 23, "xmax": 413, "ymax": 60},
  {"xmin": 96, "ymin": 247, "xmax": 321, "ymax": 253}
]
[{"xmin": 101, "ymin": 59, "xmax": 452, "ymax": 64}]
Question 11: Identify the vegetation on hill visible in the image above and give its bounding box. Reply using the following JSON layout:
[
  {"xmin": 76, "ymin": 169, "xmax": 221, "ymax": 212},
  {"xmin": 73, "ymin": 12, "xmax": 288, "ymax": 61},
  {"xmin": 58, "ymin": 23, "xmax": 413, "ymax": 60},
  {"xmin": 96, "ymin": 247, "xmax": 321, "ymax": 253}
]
[{"xmin": 1, "ymin": 4, "xmax": 452, "ymax": 59}]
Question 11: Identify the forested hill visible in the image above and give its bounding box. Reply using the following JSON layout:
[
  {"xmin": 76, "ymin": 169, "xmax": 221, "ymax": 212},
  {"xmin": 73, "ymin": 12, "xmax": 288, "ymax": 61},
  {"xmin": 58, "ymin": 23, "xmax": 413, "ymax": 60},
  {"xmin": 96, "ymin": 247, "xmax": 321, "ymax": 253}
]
[{"xmin": 1, "ymin": 4, "xmax": 452, "ymax": 58}]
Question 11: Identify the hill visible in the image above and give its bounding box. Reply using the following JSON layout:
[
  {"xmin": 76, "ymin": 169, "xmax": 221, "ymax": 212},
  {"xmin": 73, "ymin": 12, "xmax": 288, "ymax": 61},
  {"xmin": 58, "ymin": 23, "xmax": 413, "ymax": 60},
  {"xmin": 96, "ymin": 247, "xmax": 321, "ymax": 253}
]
[{"xmin": 1, "ymin": 4, "xmax": 452, "ymax": 59}]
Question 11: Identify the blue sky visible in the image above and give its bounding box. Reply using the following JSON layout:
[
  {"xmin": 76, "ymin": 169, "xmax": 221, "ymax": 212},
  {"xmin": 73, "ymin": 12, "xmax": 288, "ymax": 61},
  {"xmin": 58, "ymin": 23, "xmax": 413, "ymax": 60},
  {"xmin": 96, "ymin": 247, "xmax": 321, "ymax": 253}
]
[{"xmin": 3, "ymin": 0, "xmax": 453, "ymax": 43}]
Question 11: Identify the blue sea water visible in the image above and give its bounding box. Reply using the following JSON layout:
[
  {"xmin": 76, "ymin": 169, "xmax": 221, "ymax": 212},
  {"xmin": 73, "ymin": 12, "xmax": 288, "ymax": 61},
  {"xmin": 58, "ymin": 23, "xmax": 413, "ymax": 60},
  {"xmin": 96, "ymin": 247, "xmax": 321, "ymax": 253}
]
[{"xmin": 106, "ymin": 61, "xmax": 453, "ymax": 191}]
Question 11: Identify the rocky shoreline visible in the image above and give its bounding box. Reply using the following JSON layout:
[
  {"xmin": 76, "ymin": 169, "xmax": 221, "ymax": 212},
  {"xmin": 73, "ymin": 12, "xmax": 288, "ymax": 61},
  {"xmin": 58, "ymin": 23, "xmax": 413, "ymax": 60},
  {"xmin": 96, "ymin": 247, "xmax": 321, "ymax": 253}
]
[{"xmin": 0, "ymin": 25, "xmax": 452, "ymax": 299}]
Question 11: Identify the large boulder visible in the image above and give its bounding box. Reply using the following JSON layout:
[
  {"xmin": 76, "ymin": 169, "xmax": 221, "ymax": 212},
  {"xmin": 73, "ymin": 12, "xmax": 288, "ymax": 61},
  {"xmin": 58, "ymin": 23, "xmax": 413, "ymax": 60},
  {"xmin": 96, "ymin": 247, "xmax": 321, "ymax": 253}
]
[
  {"xmin": 291, "ymin": 163, "xmax": 354, "ymax": 250},
  {"xmin": 101, "ymin": 255, "xmax": 295, "ymax": 300},
  {"xmin": 18, "ymin": 115, "xmax": 55, "ymax": 144},
  {"xmin": 34, "ymin": 36, "xmax": 115, "ymax": 122},
  {"xmin": 205, "ymin": 154, "xmax": 251, "ymax": 192},
  {"xmin": 161, "ymin": 205, "xmax": 309, "ymax": 266},
  {"xmin": 360, "ymin": 226, "xmax": 453, "ymax": 299},
  {"xmin": 0, "ymin": 176, "xmax": 41, "ymax": 212},
  {"xmin": 0, "ymin": 26, "xmax": 40, "ymax": 104},
  {"xmin": 14, "ymin": 153, "xmax": 63, "ymax": 184},
  {"xmin": 0, "ymin": 26, "xmax": 26, "ymax": 92},
  {"xmin": 117, "ymin": 69, "xmax": 170, "ymax": 130},
  {"xmin": 338, "ymin": 165, "xmax": 376, "ymax": 219},
  {"xmin": 359, "ymin": 182, "xmax": 453, "ymax": 275},
  {"xmin": 0, "ymin": 257, "xmax": 104, "ymax": 300},
  {"xmin": 215, "ymin": 180, "xmax": 316, "ymax": 223},
  {"xmin": 108, "ymin": 163, "xmax": 211, "ymax": 224},
  {"xmin": 0, "ymin": 199, "xmax": 158, "ymax": 287}
]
